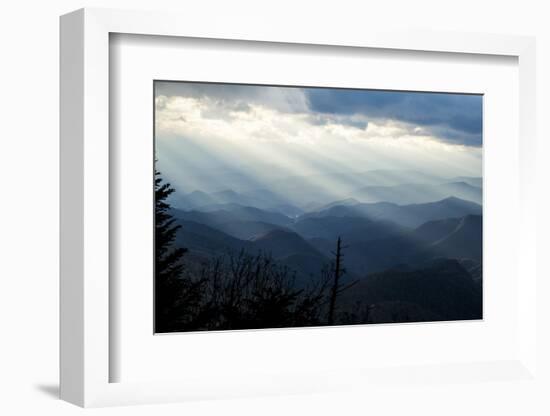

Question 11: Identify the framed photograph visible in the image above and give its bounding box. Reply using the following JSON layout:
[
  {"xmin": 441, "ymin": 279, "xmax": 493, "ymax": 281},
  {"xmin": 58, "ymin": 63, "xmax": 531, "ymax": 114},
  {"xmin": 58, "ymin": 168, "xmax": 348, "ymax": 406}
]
[
  {"xmin": 152, "ymin": 80, "xmax": 484, "ymax": 333},
  {"xmin": 60, "ymin": 8, "xmax": 538, "ymax": 407}
]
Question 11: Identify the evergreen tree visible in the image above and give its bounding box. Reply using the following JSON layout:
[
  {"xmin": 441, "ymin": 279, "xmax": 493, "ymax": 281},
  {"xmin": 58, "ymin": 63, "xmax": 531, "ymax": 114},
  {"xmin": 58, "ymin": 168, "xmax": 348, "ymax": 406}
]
[{"xmin": 155, "ymin": 170, "xmax": 203, "ymax": 332}]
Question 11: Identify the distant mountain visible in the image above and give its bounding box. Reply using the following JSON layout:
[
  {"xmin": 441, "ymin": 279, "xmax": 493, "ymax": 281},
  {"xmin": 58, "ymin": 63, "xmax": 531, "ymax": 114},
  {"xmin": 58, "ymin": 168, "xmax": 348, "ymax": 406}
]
[
  {"xmin": 173, "ymin": 190, "xmax": 216, "ymax": 209},
  {"xmin": 342, "ymin": 259, "xmax": 482, "ymax": 322},
  {"xmin": 402, "ymin": 214, "xmax": 482, "ymax": 261},
  {"xmin": 210, "ymin": 220, "xmax": 285, "ymax": 241},
  {"xmin": 172, "ymin": 205, "xmax": 292, "ymax": 228},
  {"xmin": 412, "ymin": 217, "xmax": 462, "ymax": 243},
  {"xmin": 252, "ymin": 229, "xmax": 325, "ymax": 259},
  {"xmin": 251, "ymin": 229, "xmax": 332, "ymax": 285},
  {"xmin": 172, "ymin": 189, "xmax": 303, "ymax": 217},
  {"xmin": 173, "ymin": 197, "xmax": 481, "ymax": 277},
  {"xmin": 430, "ymin": 215, "xmax": 482, "ymax": 261},
  {"xmin": 449, "ymin": 176, "xmax": 483, "ymax": 188},
  {"xmin": 302, "ymin": 196, "xmax": 482, "ymax": 228},
  {"xmin": 164, "ymin": 166, "xmax": 484, "ymax": 325},
  {"xmin": 170, "ymin": 171, "xmax": 482, "ymax": 214},
  {"xmin": 176, "ymin": 219, "xmax": 324, "ymax": 259},
  {"xmin": 174, "ymin": 219, "xmax": 252, "ymax": 258},
  {"xmin": 240, "ymin": 170, "xmax": 450, "ymax": 209},
  {"xmin": 309, "ymin": 213, "xmax": 482, "ymax": 276},
  {"xmin": 173, "ymin": 218, "xmax": 329, "ymax": 282},
  {"xmin": 269, "ymin": 204, "xmax": 304, "ymax": 218},
  {"xmin": 312, "ymin": 198, "xmax": 361, "ymax": 212},
  {"xmin": 352, "ymin": 181, "xmax": 482, "ymax": 205},
  {"xmin": 240, "ymin": 188, "xmax": 304, "ymax": 217},
  {"xmin": 440, "ymin": 182, "xmax": 482, "ymax": 204},
  {"xmin": 292, "ymin": 216, "xmax": 407, "ymax": 243}
]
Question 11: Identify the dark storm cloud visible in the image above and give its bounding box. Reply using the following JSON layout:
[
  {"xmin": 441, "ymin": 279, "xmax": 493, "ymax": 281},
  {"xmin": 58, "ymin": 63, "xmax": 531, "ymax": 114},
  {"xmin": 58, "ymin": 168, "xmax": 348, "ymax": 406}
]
[
  {"xmin": 156, "ymin": 81, "xmax": 482, "ymax": 147},
  {"xmin": 305, "ymin": 89, "xmax": 483, "ymax": 146}
]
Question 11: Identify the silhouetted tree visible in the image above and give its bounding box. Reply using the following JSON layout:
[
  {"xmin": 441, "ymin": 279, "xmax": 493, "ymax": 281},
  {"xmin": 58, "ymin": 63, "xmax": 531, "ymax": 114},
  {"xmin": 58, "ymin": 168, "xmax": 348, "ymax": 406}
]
[
  {"xmin": 327, "ymin": 237, "xmax": 358, "ymax": 325},
  {"xmin": 155, "ymin": 170, "xmax": 204, "ymax": 332},
  {"xmin": 195, "ymin": 251, "xmax": 331, "ymax": 330}
]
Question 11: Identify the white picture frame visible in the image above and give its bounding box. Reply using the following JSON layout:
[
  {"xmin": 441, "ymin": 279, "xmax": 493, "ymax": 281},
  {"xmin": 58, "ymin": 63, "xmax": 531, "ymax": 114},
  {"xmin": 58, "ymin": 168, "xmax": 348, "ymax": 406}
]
[{"xmin": 60, "ymin": 7, "xmax": 538, "ymax": 408}]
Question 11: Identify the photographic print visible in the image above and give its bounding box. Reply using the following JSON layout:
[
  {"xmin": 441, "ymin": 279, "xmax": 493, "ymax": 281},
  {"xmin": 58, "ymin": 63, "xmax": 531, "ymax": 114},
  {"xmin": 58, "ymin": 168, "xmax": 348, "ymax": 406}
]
[{"xmin": 154, "ymin": 81, "xmax": 482, "ymax": 333}]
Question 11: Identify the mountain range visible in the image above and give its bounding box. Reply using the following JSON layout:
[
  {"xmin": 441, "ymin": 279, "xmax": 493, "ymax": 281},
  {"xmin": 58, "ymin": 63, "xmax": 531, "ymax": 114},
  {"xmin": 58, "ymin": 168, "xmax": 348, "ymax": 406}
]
[
  {"xmin": 171, "ymin": 170, "xmax": 482, "ymax": 215},
  {"xmin": 300, "ymin": 196, "xmax": 482, "ymax": 228},
  {"xmin": 168, "ymin": 169, "xmax": 483, "ymax": 322},
  {"xmin": 171, "ymin": 195, "xmax": 482, "ymax": 278}
]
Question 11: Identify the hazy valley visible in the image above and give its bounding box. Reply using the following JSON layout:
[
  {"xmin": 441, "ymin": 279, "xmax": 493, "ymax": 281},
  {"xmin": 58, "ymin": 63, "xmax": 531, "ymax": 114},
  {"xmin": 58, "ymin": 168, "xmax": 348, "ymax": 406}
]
[{"xmin": 168, "ymin": 170, "xmax": 483, "ymax": 325}]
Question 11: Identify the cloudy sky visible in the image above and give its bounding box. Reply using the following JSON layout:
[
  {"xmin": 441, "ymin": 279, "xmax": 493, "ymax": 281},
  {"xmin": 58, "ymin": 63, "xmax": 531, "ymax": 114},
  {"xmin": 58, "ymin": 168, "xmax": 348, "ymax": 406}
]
[{"xmin": 155, "ymin": 81, "xmax": 482, "ymax": 194}]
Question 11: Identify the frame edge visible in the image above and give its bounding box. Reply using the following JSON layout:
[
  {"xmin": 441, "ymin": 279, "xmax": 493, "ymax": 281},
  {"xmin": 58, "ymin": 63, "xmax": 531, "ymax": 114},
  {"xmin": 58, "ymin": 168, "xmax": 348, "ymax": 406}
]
[{"xmin": 59, "ymin": 8, "xmax": 85, "ymax": 407}]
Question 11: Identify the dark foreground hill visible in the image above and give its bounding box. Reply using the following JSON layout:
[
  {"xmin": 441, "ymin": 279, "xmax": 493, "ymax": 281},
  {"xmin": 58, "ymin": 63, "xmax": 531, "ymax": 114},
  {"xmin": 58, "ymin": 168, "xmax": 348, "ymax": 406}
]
[
  {"xmin": 171, "ymin": 217, "xmax": 482, "ymax": 326},
  {"xmin": 341, "ymin": 259, "xmax": 482, "ymax": 323}
]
